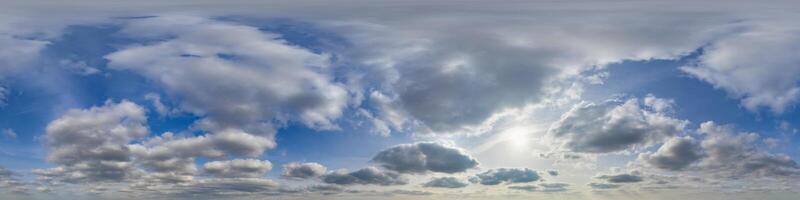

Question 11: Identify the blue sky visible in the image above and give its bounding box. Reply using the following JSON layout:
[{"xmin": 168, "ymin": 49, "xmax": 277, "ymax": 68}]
[{"xmin": 1, "ymin": 1, "xmax": 800, "ymax": 200}]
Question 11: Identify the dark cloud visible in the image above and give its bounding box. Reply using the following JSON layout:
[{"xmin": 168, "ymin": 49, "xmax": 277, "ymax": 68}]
[
  {"xmin": 595, "ymin": 174, "xmax": 643, "ymax": 183},
  {"xmin": 322, "ymin": 167, "xmax": 407, "ymax": 186},
  {"xmin": 547, "ymin": 170, "xmax": 559, "ymax": 176},
  {"xmin": 470, "ymin": 168, "xmax": 540, "ymax": 185},
  {"xmin": 548, "ymin": 98, "xmax": 687, "ymax": 153},
  {"xmin": 422, "ymin": 177, "xmax": 468, "ymax": 188},
  {"xmin": 203, "ymin": 159, "xmax": 272, "ymax": 178},
  {"xmin": 371, "ymin": 142, "xmax": 478, "ymax": 174},
  {"xmin": 281, "ymin": 162, "xmax": 327, "ymax": 179},
  {"xmin": 640, "ymin": 136, "xmax": 703, "ymax": 170},
  {"xmin": 508, "ymin": 185, "xmax": 537, "ymax": 192},
  {"xmin": 695, "ymin": 122, "xmax": 800, "ymax": 178},
  {"xmin": 588, "ymin": 182, "xmax": 621, "ymax": 189}
]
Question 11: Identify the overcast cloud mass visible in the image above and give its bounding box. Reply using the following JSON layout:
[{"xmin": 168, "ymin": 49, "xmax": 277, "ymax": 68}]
[{"xmin": 1, "ymin": 0, "xmax": 800, "ymax": 200}]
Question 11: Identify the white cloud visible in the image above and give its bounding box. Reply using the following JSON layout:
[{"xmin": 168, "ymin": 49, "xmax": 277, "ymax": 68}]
[
  {"xmin": 682, "ymin": 22, "xmax": 800, "ymax": 113},
  {"xmin": 105, "ymin": 16, "xmax": 349, "ymax": 152},
  {"xmin": 1, "ymin": 128, "xmax": 15, "ymax": 140}
]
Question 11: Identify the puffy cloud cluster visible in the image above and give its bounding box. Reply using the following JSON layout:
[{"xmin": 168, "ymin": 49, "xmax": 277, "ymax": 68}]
[
  {"xmin": 322, "ymin": 167, "xmax": 407, "ymax": 186},
  {"xmin": 0, "ymin": 167, "xmax": 27, "ymax": 193},
  {"xmin": 203, "ymin": 159, "xmax": 272, "ymax": 178},
  {"xmin": 470, "ymin": 168, "xmax": 540, "ymax": 185},
  {"xmin": 40, "ymin": 100, "xmax": 148, "ymax": 183},
  {"xmin": 548, "ymin": 97, "xmax": 688, "ymax": 153},
  {"xmin": 371, "ymin": 142, "xmax": 478, "ymax": 174},
  {"xmin": 281, "ymin": 162, "xmax": 327, "ymax": 179},
  {"xmin": 637, "ymin": 121, "xmax": 800, "ymax": 180},
  {"xmin": 422, "ymin": 177, "xmax": 468, "ymax": 188},
  {"xmin": 695, "ymin": 122, "xmax": 800, "ymax": 178}
]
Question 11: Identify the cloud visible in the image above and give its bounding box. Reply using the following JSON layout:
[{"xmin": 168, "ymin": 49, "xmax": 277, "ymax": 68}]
[
  {"xmin": 0, "ymin": 166, "xmax": 27, "ymax": 192},
  {"xmin": 371, "ymin": 142, "xmax": 478, "ymax": 174},
  {"xmin": 639, "ymin": 136, "xmax": 704, "ymax": 170},
  {"xmin": 548, "ymin": 97, "xmax": 688, "ymax": 153},
  {"xmin": 470, "ymin": 168, "xmax": 540, "ymax": 185},
  {"xmin": 322, "ymin": 167, "xmax": 407, "ymax": 186},
  {"xmin": 681, "ymin": 23, "xmax": 800, "ymax": 113},
  {"xmin": 281, "ymin": 162, "xmax": 327, "ymax": 179},
  {"xmin": 508, "ymin": 183, "xmax": 569, "ymax": 192},
  {"xmin": 422, "ymin": 177, "xmax": 468, "ymax": 188},
  {"xmin": 695, "ymin": 121, "xmax": 800, "ymax": 178},
  {"xmin": 1, "ymin": 128, "xmax": 15, "ymax": 140},
  {"xmin": 588, "ymin": 182, "xmax": 621, "ymax": 189},
  {"xmin": 508, "ymin": 185, "xmax": 537, "ymax": 192},
  {"xmin": 105, "ymin": 15, "xmax": 348, "ymax": 154},
  {"xmin": 203, "ymin": 159, "xmax": 272, "ymax": 178},
  {"xmin": 39, "ymin": 100, "xmax": 148, "ymax": 183},
  {"xmin": 595, "ymin": 173, "xmax": 644, "ymax": 183},
  {"xmin": 539, "ymin": 183, "xmax": 569, "ymax": 192},
  {"xmin": 547, "ymin": 170, "xmax": 559, "ymax": 176}
]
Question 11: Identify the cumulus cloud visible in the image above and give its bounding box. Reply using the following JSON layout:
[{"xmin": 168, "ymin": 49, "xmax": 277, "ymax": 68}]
[
  {"xmin": 422, "ymin": 177, "xmax": 468, "ymax": 188},
  {"xmin": 0, "ymin": 166, "xmax": 27, "ymax": 192},
  {"xmin": 508, "ymin": 185, "xmax": 537, "ymax": 192},
  {"xmin": 695, "ymin": 121, "xmax": 800, "ymax": 178},
  {"xmin": 681, "ymin": 23, "xmax": 800, "ymax": 113},
  {"xmin": 281, "ymin": 162, "xmax": 327, "ymax": 179},
  {"xmin": 371, "ymin": 142, "xmax": 478, "ymax": 174},
  {"xmin": 203, "ymin": 159, "xmax": 272, "ymax": 178},
  {"xmin": 548, "ymin": 97, "xmax": 688, "ymax": 153},
  {"xmin": 470, "ymin": 168, "xmax": 540, "ymax": 185},
  {"xmin": 595, "ymin": 173, "xmax": 644, "ymax": 183},
  {"xmin": 322, "ymin": 167, "xmax": 407, "ymax": 186},
  {"xmin": 639, "ymin": 136, "xmax": 704, "ymax": 170},
  {"xmin": 39, "ymin": 100, "xmax": 148, "ymax": 183},
  {"xmin": 106, "ymin": 16, "xmax": 348, "ymax": 155}
]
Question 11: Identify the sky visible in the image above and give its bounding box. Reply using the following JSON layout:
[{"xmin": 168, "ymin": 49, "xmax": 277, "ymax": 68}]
[{"xmin": 1, "ymin": 0, "xmax": 800, "ymax": 199}]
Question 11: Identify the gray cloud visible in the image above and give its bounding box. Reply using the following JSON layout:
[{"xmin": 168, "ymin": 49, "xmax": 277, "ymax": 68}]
[
  {"xmin": 695, "ymin": 121, "xmax": 800, "ymax": 178},
  {"xmin": 422, "ymin": 177, "xmax": 468, "ymax": 188},
  {"xmin": 595, "ymin": 174, "xmax": 643, "ymax": 183},
  {"xmin": 539, "ymin": 183, "xmax": 569, "ymax": 192},
  {"xmin": 322, "ymin": 167, "xmax": 407, "ymax": 186},
  {"xmin": 281, "ymin": 162, "xmax": 327, "ymax": 180},
  {"xmin": 588, "ymin": 182, "xmax": 621, "ymax": 189},
  {"xmin": 640, "ymin": 136, "xmax": 704, "ymax": 170},
  {"xmin": 547, "ymin": 170, "xmax": 559, "ymax": 176},
  {"xmin": 39, "ymin": 100, "xmax": 148, "ymax": 183},
  {"xmin": 371, "ymin": 142, "xmax": 478, "ymax": 174},
  {"xmin": 509, "ymin": 183, "xmax": 569, "ymax": 192},
  {"xmin": 470, "ymin": 168, "xmax": 540, "ymax": 185},
  {"xmin": 203, "ymin": 159, "xmax": 272, "ymax": 178},
  {"xmin": 548, "ymin": 97, "xmax": 687, "ymax": 153}
]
